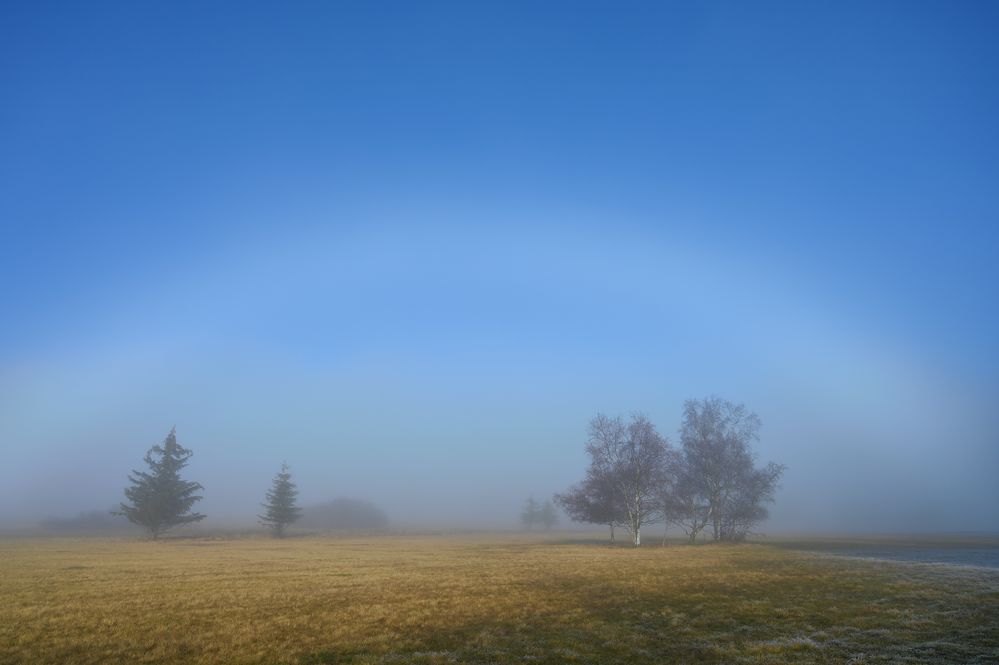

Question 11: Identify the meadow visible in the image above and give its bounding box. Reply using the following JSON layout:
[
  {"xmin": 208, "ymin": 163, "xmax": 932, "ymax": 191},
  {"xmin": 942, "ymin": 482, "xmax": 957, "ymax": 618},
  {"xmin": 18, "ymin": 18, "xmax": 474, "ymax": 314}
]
[{"xmin": 1, "ymin": 534, "xmax": 997, "ymax": 664}]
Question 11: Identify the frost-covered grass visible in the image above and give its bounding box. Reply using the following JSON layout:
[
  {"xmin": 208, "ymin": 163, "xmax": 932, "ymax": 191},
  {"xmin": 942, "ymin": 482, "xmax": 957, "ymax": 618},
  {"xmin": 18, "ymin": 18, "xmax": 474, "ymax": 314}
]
[{"xmin": 1, "ymin": 534, "xmax": 997, "ymax": 664}]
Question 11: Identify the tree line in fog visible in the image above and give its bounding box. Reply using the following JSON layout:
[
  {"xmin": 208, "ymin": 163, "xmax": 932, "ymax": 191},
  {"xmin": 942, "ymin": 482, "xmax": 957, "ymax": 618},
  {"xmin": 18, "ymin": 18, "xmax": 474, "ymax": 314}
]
[{"xmin": 106, "ymin": 396, "xmax": 782, "ymax": 544}]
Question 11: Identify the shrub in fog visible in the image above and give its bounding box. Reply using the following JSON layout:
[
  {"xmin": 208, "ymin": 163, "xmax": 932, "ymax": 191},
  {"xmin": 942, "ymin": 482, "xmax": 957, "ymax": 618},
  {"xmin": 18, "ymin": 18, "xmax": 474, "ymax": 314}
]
[
  {"xmin": 39, "ymin": 509, "xmax": 133, "ymax": 534},
  {"xmin": 299, "ymin": 498, "xmax": 389, "ymax": 530}
]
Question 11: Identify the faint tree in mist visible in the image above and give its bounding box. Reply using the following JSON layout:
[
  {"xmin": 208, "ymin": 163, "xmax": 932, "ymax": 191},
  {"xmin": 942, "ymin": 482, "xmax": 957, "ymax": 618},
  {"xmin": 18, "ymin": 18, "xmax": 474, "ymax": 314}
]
[
  {"xmin": 259, "ymin": 463, "xmax": 303, "ymax": 538},
  {"xmin": 539, "ymin": 499, "xmax": 559, "ymax": 530},
  {"xmin": 114, "ymin": 427, "xmax": 205, "ymax": 539},
  {"xmin": 521, "ymin": 496, "xmax": 541, "ymax": 530}
]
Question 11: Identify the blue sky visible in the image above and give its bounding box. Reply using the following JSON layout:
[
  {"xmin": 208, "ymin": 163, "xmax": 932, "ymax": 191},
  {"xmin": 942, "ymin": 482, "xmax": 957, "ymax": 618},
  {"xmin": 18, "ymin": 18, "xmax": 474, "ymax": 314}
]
[{"xmin": 1, "ymin": 2, "xmax": 997, "ymax": 530}]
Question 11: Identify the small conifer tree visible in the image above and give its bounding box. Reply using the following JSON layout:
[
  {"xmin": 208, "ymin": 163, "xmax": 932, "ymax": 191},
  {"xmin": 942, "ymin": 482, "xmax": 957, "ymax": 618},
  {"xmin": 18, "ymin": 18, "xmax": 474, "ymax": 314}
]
[
  {"xmin": 259, "ymin": 463, "xmax": 302, "ymax": 538},
  {"xmin": 115, "ymin": 427, "xmax": 205, "ymax": 539}
]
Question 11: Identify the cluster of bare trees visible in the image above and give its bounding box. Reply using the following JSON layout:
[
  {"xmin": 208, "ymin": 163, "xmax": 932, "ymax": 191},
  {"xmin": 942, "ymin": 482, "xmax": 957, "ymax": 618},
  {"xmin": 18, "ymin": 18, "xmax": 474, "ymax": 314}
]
[{"xmin": 555, "ymin": 397, "xmax": 785, "ymax": 546}]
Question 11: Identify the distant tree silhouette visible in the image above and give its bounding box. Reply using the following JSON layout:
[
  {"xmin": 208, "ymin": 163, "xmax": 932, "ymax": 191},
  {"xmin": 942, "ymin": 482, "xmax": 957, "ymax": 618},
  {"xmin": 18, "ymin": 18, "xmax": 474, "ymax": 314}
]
[
  {"xmin": 521, "ymin": 496, "xmax": 541, "ymax": 530},
  {"xmin": 539, "ymin": 499, "xmax": 559, "ymax": 530},
  {"xmin": 259, "ymin": 463, "xmax": 302, "ymax": 538},
  {"xmin": 115, "ymin": 427, "xmax": 205, "ymax": 539}
]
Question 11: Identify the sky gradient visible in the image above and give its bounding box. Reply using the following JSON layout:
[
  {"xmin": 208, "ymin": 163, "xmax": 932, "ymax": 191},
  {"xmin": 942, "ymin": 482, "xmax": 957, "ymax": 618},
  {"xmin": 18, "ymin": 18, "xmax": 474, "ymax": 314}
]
[{"xmin": 2, "ymin": 1, "xmax": 998, "ymax": 531}]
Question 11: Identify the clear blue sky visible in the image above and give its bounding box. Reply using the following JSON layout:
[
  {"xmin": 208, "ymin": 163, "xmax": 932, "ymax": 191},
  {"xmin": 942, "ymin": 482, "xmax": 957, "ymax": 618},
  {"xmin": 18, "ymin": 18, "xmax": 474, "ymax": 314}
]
[{"xmin": 2, "ymin": 2, "xmax": 997, "ymax": 531}]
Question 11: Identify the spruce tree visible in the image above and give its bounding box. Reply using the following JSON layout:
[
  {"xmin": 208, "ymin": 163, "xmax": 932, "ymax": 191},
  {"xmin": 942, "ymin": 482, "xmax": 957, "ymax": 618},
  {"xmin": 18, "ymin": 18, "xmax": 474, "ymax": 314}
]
[
  {"xmin": 115, "ymin": 427, "xmax": 205, "ymax": 539},
  {"xmin": 259, "ymin": 463, "xmax": 302, "ymax": 538}
]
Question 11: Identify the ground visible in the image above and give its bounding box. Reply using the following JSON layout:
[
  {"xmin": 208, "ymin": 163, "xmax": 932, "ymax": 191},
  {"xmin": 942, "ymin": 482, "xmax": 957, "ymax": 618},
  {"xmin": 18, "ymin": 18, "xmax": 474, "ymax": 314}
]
[{"xmin": 1, "ymin": 534, "xmax": 997, "ymax": 664}]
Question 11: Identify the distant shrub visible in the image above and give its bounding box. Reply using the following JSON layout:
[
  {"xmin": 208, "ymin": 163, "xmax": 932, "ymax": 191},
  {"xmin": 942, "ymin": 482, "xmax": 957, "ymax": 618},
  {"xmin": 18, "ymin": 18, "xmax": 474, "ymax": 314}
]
[
  {"xmin": 39, "ymin": 509, "xmax": 134, "ymax": 534},
  {"xmin": 299, "ymin": 498, "xmax": 389, "ymax": 530}
]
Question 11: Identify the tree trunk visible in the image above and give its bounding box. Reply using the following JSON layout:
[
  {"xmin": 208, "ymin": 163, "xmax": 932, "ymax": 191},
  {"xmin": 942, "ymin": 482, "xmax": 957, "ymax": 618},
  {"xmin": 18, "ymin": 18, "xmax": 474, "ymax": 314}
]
[
  {"xmin": 710, "ymin": 499, "xmax": 720, "ymax": 541},
  {"xmin": 633, "ymin": 525, "xmax": 641, "ymax": 547},
  {"xmin": 609, "ymin": 524, "xmax": 615, "ymax": 543}
]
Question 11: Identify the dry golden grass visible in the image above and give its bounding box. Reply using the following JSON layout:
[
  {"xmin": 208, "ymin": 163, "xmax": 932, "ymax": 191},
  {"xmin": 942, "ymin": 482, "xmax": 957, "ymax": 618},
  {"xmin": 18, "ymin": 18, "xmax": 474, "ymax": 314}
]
[{"xmin": 1, "ymin": 534, "xmax": 997, "ymax": 664}]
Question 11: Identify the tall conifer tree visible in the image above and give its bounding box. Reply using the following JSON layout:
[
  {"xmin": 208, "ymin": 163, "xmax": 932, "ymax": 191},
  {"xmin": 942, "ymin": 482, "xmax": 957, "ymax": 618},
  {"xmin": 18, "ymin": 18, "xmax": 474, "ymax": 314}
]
[{"xmin": 116, "ymin": 427, "xmax": 205, "ymax": 539}]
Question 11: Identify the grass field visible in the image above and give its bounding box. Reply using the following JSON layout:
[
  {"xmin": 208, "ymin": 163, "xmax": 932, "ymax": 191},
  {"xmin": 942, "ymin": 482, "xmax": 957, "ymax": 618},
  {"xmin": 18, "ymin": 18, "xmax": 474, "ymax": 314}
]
[{"xmin": 1, "ymin": 534, "xmax": 997, "ymax": 664}]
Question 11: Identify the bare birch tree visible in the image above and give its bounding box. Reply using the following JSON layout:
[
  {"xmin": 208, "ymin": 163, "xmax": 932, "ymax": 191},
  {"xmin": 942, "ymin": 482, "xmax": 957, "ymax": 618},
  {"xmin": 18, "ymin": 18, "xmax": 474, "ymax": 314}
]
[
  {"xmin": 586, "ymin": 413, "xmax": 672, "ymax": 546},
  {"xmin": 662, "ymin": 453, "xmax": 712, "ymax": 542},
  {"xmin": 679, "ymin": 397, "xmax": 784, "ymax": 541}
]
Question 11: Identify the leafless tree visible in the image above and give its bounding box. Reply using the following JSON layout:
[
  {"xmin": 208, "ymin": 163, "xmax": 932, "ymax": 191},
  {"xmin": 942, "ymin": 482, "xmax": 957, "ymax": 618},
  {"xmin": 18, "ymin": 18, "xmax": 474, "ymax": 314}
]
[
  {"xmin": 586, "ymin": 413, "xmax": 672, "ymax": 546},
  {"xmin": 679, "ymin": 397, "xmax": 784, "ymax": 541},
  {"xmin": 662, "ymin": 458, "xmax": 712, "ymax": 542},
  {"xmin": 554, "ymin": 472, "xmax": 626, "ymax": 542},
  {"xmin": 716, "ymin": 461, "xmax": 784, "ymax": 541},
  {"xmin": 655, "ymin": 446, "xmax": 684, "ymax": 544}
]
